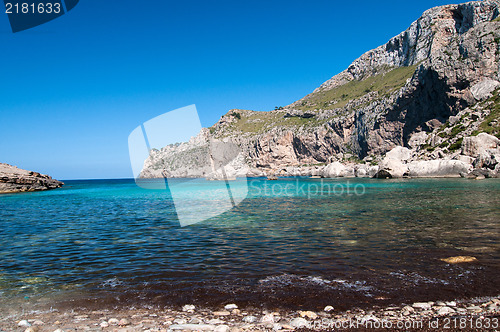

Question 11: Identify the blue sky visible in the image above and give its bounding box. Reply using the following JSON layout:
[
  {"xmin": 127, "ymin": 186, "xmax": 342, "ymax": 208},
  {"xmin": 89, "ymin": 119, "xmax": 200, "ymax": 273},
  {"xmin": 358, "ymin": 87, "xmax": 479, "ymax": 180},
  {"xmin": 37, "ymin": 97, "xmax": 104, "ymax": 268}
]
[{"xmin": 0, "ymin": 0, "xmax": 461, "ymax": 180}]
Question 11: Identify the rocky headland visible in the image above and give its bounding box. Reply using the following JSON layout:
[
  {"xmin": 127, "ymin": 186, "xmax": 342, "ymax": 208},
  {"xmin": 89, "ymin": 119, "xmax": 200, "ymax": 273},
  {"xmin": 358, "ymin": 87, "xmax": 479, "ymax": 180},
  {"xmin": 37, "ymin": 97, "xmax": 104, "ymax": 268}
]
[
  {"xmin": 0, "ymin": 163, "xmax": 64, "ymax": 194},
  {"xmin": 140, "ymin": 0, "xmax": 500, "ymax": 180}
]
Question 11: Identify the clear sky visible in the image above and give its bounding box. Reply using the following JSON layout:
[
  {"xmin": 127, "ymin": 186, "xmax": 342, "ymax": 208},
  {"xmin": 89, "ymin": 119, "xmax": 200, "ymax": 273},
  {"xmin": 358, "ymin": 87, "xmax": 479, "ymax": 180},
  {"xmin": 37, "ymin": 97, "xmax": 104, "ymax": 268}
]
[{"xmin": 0, "ymin": 0, "xmax": 462, "ymax": 180}]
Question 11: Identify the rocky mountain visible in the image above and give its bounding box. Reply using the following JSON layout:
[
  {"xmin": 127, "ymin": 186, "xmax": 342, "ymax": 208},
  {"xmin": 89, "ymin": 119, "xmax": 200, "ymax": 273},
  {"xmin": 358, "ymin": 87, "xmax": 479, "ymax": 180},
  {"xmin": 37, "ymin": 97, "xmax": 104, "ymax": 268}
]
[
  {"xmin": 0, "ymin": 163, "xmax": 64, "ymax": 194},
  {"xmin": 141, "ymin": 0, "xmax": 500, "ymax": 179}
]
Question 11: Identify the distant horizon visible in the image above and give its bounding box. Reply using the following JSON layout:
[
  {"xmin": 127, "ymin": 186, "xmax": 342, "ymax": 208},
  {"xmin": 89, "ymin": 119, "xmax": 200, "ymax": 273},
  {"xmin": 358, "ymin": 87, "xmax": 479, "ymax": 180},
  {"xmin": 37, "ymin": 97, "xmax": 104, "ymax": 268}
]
[{"xmin": 1, "ymin": 0, "xmax": 463, "ymax": 180}]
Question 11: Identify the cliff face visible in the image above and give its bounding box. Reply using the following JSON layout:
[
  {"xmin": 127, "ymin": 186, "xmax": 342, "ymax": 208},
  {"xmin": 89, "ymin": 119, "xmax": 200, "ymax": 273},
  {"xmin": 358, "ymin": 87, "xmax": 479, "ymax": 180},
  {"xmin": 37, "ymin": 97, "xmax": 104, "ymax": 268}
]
[
  {"xmin": 141, "ymin": 0, "xmax": 500, "ymax": 178},
  {"xmin": 0, "ymin": 163, "xmax": 64, "ymax": 194}
]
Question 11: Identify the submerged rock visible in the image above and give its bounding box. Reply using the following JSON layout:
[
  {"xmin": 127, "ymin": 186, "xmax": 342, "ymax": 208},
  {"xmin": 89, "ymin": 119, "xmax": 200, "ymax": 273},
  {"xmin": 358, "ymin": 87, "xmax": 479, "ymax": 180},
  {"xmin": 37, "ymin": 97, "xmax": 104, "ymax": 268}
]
[{"xmin": 441, "ymin": 256, "xmax": 477, "ymax": 264}]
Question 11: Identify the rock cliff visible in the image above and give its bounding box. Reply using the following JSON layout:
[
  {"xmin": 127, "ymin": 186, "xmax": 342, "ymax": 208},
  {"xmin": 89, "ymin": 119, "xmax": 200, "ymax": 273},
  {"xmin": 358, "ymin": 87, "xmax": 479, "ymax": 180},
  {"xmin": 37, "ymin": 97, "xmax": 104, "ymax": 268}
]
[
  {"xmin": 141, "ymin": 0, "xmax": 500, "ymax": 179},
  {"xmin": 0, "ymin": 163, "xmax": 64, "ymax": 194}
]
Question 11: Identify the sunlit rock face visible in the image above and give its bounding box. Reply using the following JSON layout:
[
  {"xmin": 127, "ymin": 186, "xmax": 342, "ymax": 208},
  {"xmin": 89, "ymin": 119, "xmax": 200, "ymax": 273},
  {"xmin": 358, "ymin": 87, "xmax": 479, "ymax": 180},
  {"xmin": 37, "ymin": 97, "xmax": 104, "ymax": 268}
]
[{"xmin": 141, "ymin": 1, "xmax": 500, "ymax": 178}]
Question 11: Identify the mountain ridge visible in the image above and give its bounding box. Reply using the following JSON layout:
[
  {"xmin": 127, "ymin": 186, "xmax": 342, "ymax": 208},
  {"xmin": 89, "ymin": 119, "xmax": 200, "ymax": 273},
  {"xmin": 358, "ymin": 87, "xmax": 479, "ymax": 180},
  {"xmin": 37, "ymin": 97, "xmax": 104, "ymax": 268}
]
[{"xmin": 141, "ymin": 0, "xmax": 500, "ymax": 179}]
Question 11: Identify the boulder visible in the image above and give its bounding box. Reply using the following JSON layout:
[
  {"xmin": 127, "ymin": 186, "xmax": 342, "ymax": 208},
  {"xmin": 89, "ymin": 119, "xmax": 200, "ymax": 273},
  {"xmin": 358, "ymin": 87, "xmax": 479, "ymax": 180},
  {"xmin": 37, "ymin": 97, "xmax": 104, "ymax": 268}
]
[
  {"xmin": 385, "ymin": 146, "xmax": 413, "ymax": 162},
  {"xmin": 322, "ymin": 162, "xmax": 355, "ymax": 178},
  {"xmin": 470, "ymin": 79, "xmax": 500, "ymax": 101},
  {"xmin": 407, "ymin": 160, "xmax": 472, "ymax": 177},
  {"xmin": 376, "ymin": 146, "xmax": 414, "ymax": 178},
  {"xmin": 461, "ymin": 133, "xmax": 499, "ymax": 157}
]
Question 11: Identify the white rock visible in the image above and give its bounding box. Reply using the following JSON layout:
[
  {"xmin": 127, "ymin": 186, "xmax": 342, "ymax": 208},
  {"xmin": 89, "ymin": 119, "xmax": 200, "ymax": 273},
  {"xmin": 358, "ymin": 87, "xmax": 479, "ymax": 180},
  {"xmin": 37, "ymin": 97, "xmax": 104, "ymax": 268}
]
[
  {"xmin": 260, "ymin": 313, "xmax": 275, "ymax": 324},
  {"xmin": 412, "ymin": 302, "xmax": 432, "ymax": 310},
  {"xmin": 322, "ymin": 162, "xmax": 347, "ymax": 178},
  {"xmin": 224, "ymin": 304, "xmax": 238, "ymax": 310},
  {"xmin": 437, "ymin": 306, "xmax": 456, "ymax": 315},
  {"xmin": 100, "ymin": 321, "xmax": 109, "ymax": 328},
  {"xmin": 456, "ymin": 155, "xmax": 475, "ymax": 165},
  {"xmin": 118, "ymin": 318, "xmax": 130, "ymax": 326},
  {"xmin": 470, "ymin": 79, "xmax": 500, "ymax": 100},
  {"xmin": 18, "ymin": 320, "xmax": 31, "ymax": 327},
  {"xmin": 324, "ymin": 305, "xmax": 334, "ymax": 312},
  {"xmin": 108, "ymin": 318, "xmax": 120, "ymax": 325},
  {"xmin": 289, "ymin": 317, "xmax": 309, "ymax": 328},
  {"xmin": 189, "ymin": 317, "xmax": 203, "ymax": 324},
  {"xmin": 402, "ymin": 305, "xmax": 415, "ymax": 313},
  {"xmin": 242, "ymin": 315, "xmax": 258, "ymax": 323},
  {"xmin": 379, "ymin": 158, "xmax": 408, "ymax": 178},
  {"xmin": 182, "ymin": 304, "xmax": 196, "ymax": 312},
  {"xmin": 377, "ymin": 146, "xmax": 415, "ymax": 177},
  {"xmin": 462, "ymin": 133, "xmax": 500, "ymax": 157},
  {"xmin": 355, "ymin": 167, "xmax": 368, "ymax": 177},
  {"xmin": 385, "ymin": 146, "xmax": 413, "ymax": 162},
  {"xmin": 173, "ymin": 318, "xmax": 187, "ymax": 324},
  {"xmin": 214, "ymin": 325, "xmax": 230, "ymax": 332},
  {"xmin": 407, "ymin": 160, "xmax": 472, "ymax": 177},
  {"xmin": 368, "ymin": 165, "xmax": 380, "ymax": 177},
  {"xmin": 445, "ymin": 301, "xmax": 457, "ymax": 307}
]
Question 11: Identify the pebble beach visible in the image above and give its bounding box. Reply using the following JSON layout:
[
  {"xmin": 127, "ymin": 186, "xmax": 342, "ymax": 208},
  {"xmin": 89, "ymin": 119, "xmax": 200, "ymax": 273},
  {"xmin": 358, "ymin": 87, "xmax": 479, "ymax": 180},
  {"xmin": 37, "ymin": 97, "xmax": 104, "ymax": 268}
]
[{"xmin": 2, "ymin": 296, "xmax": 499, "ymax": 332}]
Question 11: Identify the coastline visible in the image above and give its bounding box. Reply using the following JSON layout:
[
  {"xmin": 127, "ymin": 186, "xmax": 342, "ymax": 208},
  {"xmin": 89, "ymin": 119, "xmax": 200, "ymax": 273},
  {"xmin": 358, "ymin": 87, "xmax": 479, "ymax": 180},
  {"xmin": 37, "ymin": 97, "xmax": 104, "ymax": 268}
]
[{"xmin": 2, "ymin": 295, "xmax": 499, "ymax": 331}]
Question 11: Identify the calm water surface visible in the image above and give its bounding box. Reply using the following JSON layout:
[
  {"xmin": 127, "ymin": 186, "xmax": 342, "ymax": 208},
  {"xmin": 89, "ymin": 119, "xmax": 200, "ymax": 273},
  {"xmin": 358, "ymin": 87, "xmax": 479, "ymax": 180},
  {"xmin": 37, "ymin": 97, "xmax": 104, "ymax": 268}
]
[{"xmin": 0, "ymin": 178, "xmax": 499, "ymax": 313}]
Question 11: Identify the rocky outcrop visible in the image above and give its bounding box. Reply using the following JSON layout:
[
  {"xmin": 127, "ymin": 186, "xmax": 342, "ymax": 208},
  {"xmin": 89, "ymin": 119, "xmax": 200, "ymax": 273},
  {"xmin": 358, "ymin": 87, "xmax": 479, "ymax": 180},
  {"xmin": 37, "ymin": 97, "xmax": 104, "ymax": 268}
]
[
  {"xmin": 373, "ymin": 133, "xmax": 499, "ymax": 178},
  {"xmin": 140, "ymin": 129, "xmax": 264, "ymax": 179},
  {"xmin": 0, "ymin": 163, "xmax": 64, "ymax": 194},
  {"xmin": 140, "ymin": 0, "xmax": 500, "ymax": 179}
]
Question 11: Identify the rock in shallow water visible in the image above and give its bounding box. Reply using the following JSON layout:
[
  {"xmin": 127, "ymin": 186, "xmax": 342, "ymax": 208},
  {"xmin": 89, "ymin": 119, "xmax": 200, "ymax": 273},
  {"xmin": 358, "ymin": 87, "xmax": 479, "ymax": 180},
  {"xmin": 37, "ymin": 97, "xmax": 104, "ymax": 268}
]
[{"xmin": 441, "ymin": 256, "xmax": 477, "ymax": 264}]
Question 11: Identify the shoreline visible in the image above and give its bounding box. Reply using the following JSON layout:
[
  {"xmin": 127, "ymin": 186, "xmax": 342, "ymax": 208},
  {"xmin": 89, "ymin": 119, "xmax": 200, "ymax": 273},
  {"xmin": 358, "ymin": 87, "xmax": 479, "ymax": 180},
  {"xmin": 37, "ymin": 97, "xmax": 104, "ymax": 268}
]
[{"xmin": 2, "ymin": 295, "xmax": 499, "ymax": 331}]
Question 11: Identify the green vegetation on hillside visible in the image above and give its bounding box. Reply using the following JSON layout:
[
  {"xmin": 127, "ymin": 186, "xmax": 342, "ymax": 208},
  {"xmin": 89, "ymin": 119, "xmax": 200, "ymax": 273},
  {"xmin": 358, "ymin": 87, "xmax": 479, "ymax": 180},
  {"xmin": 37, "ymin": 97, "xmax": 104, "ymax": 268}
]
[
  {"xmin": 219, "ymin": 111, "xmax": 325, "ymax": 135},
  {"xmin": 296, "ymin": 65, "xmax": 419, "ymax": 111},
  {"xmin": 476, "ymin": 89, "xmax": 500, "ymax": 139},
  {"xmin": 210, "ymin": 65, "xmax": 419, "ymax": 136}
]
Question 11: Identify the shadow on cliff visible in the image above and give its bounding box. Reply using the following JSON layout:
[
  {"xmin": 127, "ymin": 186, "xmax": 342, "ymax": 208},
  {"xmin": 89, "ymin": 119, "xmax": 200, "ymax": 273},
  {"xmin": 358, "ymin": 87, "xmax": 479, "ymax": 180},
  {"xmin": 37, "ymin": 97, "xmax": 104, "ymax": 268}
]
[{"xmin": 384, "ymin": 66, "xmax": 469, "ymax": 148}]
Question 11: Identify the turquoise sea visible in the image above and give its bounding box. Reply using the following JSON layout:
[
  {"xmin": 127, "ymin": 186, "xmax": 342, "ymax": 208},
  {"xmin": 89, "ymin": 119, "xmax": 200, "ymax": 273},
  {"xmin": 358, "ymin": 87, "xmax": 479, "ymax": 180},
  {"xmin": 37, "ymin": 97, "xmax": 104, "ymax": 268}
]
[{"xmin": 0, "ymin": 178, "xmax": 499, "ymax": 313}]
